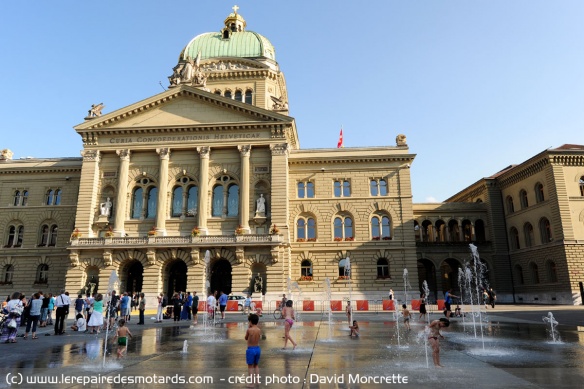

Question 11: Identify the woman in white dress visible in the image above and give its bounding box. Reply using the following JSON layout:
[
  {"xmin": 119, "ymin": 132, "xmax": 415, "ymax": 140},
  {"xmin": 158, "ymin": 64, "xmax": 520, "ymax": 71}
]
[{"xmin": 87, "ymin": 294, "xmax": 104, "ymax": 334}]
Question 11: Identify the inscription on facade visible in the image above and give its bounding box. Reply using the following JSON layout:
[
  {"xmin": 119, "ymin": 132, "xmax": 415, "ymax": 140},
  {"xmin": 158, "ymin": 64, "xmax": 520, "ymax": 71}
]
[{"xmin": 108, "ymin": 133, "xmax": 262, "ymax": 144}]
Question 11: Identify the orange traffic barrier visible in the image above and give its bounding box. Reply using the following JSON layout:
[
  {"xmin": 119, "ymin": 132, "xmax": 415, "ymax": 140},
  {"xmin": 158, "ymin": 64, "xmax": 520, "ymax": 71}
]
[
  {"xmin": 253, "ymin": 301, "xmax": 263, "ymax": 310},
  {"xmin": 410, "ymin": 299, "xmax": 421, "ymax": 311},
  {"xmin": 356, "ymin": 300, "xmax": 369, "ymax": 311},
  {"xmin": 382, "ymin": 300, "xmax": 395, "ymax": 311},
  {"xmin": 437, "ymin": 299, "xmax": 445, "ymax": 311},
  {"xmin": 198, "ymin": 301, "xmax": 207, "ymax": 311},
  {"xmin": 303, "ymin": 301, "xmax": 315, "ymax": 311},
  {"xmin": 226, "ymin": 300, "xmax": 239, "ymax": 311},
  {"xmin": 330, "ymin": 300, "xmax": 342, "ymax": 311}
]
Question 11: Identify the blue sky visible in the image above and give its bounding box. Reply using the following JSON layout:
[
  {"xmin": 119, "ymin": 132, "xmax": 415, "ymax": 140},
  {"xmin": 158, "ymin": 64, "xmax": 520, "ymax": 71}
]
[{"xmin": 1, "ymin": 1, "xmax": 583, "ymax": 203}]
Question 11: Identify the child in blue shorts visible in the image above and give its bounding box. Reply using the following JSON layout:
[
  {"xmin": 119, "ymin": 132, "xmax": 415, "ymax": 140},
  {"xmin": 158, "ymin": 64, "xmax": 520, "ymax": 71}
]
[{"xmin": 245, "ymin": 314, "xmax": 261, "ymax": 385}]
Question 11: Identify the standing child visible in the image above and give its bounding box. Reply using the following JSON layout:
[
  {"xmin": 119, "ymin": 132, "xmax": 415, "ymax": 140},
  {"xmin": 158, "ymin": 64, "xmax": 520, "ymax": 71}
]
[
  {"xmin": 345, "ymin": 301, "xmax": 352, "ymax": 324},
  {"xmin": 245, "ymin": 314, "xmax": 261, "ymax": 387},
  {"xmin": 428, "ymin": 318, "xmax": 450, "ymax": 368},
  {"xmin": 114, "ymin": 319, "xmax": 133, "ymax": 359},
  {"xmin": 402, "ymin": 304, "xmax": 411, "ymax": 331},
  {"xmin": 349, "ymin": 320, "xmax": 359, "ymax": 337}
]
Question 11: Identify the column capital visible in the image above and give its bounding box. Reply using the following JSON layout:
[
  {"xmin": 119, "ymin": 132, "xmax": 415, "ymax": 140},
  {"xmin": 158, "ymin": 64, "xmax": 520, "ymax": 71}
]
[
  {"xmin": 156, "ymin": 148, "xmax": 171, "ymax": 159},
  {"xmin": 270, "ymin": 143, "xmax": 289, "ymax": 156},
  {"xmin": 116, "ymin": 149, "xmax": 131, "ymax": 160},
  {"xmin": 197, "ymin": 146, "xmax": 210, "ymax": 158},
  {"xmin": 81, "ymin": 149, "xmax": 100, "ymax": 161},
  {"xmin": 238, "ymin": 145, "xmax": 252, "ymax": 157}
]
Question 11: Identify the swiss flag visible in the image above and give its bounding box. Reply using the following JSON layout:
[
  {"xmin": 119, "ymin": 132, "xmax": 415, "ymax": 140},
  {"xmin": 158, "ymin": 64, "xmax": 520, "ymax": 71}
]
[{"xmin": 337, "ymin": 128, "xmax": 344, "ymax": 148}]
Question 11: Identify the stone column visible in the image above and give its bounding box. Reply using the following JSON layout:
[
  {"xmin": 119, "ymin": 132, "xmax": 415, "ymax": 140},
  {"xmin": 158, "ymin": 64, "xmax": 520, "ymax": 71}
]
[
  {"xmin": 238, "ymin": 145, "xmax": 251, "ymax": 232},
  {"xmin": 197, "ymin": 147, "xmax": 210, "ymax": 234},
  {"xmin": 155, "ymin": 148, "xmax": 170, "ymax": 236},
  {"xmin": 114, "ymin": 150, "xmax": 131, "ymax": 236},
  {"xmin": 142, "ymin": 262, "xmax": 163, "ymax": 310},
  {"xmin": 75, "ymin": 150, "xmax": 100, "ymax": 237}
]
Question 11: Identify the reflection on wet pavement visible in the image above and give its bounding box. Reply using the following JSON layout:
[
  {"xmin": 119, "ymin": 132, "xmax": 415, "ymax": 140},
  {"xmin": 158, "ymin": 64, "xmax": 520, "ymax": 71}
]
[{"xmin": 1, "ymin": 314, "xmax": 584, "ymax": 388}]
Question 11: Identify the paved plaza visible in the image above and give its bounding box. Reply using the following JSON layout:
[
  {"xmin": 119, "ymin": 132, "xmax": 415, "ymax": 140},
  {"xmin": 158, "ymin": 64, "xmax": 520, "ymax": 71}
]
[{"xmin": 0, "ymin": 306, "xmax": 583, "ymax": 388}]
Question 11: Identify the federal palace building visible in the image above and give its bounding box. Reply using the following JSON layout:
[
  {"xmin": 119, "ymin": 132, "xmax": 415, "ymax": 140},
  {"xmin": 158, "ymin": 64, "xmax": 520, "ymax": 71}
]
[{"xmin": 1, "ymin": 9, "xmax": 584, "ymax": 308}]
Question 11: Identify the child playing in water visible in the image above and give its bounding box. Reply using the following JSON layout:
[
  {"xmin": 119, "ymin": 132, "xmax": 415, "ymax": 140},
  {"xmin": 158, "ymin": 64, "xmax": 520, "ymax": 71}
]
[
  {"xmin": 349, "ymin": 320, "xmax": 359, "ymax": 337},
  {"xmin": 114, "ymin": 319, "xmax": 133, "ymax": 359},
  {"xmin": 245, "ymin": 314, "xmax": 261, "ymax": 387},
  {"xmin": 345, "ymin": 301, "xmax": 352, "ymax": 324},
  {"xmin": 402, "ymin": 304, "xmax": 411, "ymax": 331},
  {"xmin": 428, "ymin": 318, "xmax": 450, "ymax": 368}
]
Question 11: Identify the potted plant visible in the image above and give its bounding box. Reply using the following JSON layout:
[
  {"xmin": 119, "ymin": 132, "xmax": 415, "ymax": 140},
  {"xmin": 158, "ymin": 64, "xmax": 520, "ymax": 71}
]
[
  {"xmin": 104, "ymin": 226, "xmax": 114, "ymax": 238},
  {"xmin": 345, "ymin": 237, "xmax": 355, "ymax": 241},
  {"xmin": 299, "ymin": 275, "xmax": 313, "ymax": 281},
  {"xmin": 235, "ymin": 225, "xmax": 245, "ymax": 235},
  {"xmin": 382, "ymin": 236, "xmax": 392, "ymax": 240},
  {"xmin": 338, "ymin": 275, "xmax": 350, "ymax": 280},
  {"xmin": 269, "ymin": 224, "xmax": 280, "ymax": 235},
  {"xmin": 296, "ymin": 238, "xmax": 306, "ymax": 242},
  {"xmin": 334, "ymin": 237, "xmax": 343, "ymax": 242},
  {"xmin": 372, "ymin": 236, "xmax": 380, "ymax": 241},
  {"xmin": 191, "ymin": 227, "xmax": 201, "ymax": 237},
  {"xmin": 148, "ymin": 227, "xmax": 157, "ymax": 236}
]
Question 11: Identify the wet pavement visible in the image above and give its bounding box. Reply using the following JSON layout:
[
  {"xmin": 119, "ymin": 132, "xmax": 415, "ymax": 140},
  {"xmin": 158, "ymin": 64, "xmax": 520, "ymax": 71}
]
[{"xmin": 0, "ymin": 307, "xmax": 583, "ymax": 388}]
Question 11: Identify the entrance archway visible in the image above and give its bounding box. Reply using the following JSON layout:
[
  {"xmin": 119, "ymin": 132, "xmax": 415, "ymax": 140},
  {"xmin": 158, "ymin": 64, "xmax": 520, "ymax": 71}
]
[
  {"xmin": 125, "ymin": 261, "xmax": 143, "ymax": 294},
  {"xmin": 211, "ymin": 259, "xmax": 232, "ymax": 295},
  {"xmin": 417, "ymin": 258, "xmax": 437, "ymax": 302},
  {"xmin": 166, "ymin": 260, "xmax": 187, "ymax": 298},
  {"xmin": 84, "ymin": 266, "xmax": 100, "ymax": 296},
  {"xmin": 440, "ymin": 258, "xmax": 462, "ymax": 293}
]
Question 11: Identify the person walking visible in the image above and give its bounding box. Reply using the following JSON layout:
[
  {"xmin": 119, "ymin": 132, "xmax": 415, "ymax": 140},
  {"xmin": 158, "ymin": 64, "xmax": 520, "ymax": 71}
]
[
  {"xmin": 192, "ymin": 291, "xmax": 199, "ymax": 325},
  {"xmin": 488, "ymin": 288, "xmax": 496, "ymax": 309},
  {"xmin": 87, "ymin": 294, "xmax": 104, "ymax": 334},
  {"xmin": 282, "ymin": 300, "xmax": 297, "ymax": 350}
]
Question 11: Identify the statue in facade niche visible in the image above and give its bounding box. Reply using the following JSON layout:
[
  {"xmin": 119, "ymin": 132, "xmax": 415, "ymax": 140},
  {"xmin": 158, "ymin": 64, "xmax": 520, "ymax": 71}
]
[
  {"xmin": 254, "ymin": 274, "xmax": 263, "ymax": 293},
  {"xmin": 256, "ymin": 194, "xmax": 266, "ymax": 214},
  {"xmin": 100, "ymin": 197, "xmax": 112, "ymax": 217}
]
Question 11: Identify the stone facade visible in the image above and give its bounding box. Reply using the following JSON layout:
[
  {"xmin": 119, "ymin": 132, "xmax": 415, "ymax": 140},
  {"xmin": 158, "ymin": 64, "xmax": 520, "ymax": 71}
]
[{"xmin": 1, "ymin": 11, "xmax": 583, "ymax": 307}]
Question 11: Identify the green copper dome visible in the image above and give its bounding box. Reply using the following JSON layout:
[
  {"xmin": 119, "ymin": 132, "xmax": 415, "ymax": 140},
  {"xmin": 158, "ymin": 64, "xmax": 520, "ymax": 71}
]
[
  {"xmin": 181, "ymin": 31, "xmax": 276, "ymax": 61},
  {"xmin": 180, "ymin": 10, "xmax": 275, "ymax": 62}
]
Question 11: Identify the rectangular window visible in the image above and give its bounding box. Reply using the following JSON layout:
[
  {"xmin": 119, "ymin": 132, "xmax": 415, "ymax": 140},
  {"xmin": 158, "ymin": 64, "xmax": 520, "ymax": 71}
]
[
  {"xmin": 297, "ymin": 182, "xmax": 315, "ymax": 198},
  {"xmin": 334, "ymin": 180, "xmax": 351, "ymax": 198}
]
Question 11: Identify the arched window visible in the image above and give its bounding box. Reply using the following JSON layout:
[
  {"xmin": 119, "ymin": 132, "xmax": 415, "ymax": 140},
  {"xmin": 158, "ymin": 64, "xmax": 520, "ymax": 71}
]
[
  {"xmin": 377, "ymin": 258, "xmax": 390, "ymax": 279},
  {"xmin": 171, "ymin": 178, "xmax": 199, "ymax": 218},
  {"xmin": 297, "ymin": 181, "xmax": 314, "ymax": 198},
  {"xmin": 475, "ymin": 198, "xmax": 483, "ymax": 203},
  {"xmin": 462, "ymin": 220, "xmax": 473, "ymax": 242},
  {"xmin": 546, "ymin": 260, "xmax": 558, "ymax": 283},
  {"xmin": 131, "ymin": 177, "xmax": 157, "ymax": 219},
  {"xmin": 13, "ymin": 191, "xmax": 20, "ymax": 206},
  {"xmin": 212, "ymin": 175, "xmax": 239, "ymax": 217},
  {"xmin": 224, "ymin": 90, "xmax": 232, "ymax": 99},
  {"xmin": 475, "ymin": 219, "xmax": 486, "ymax": 242},
  {"xmin": 3, "ymin": 265, "xmax": 13, "ymax": 284},
  {"xmin": 334, "ymin": 180, "xmax": 351, "ymax": 197},
  {"xmin": 54, "ymin": 189, "xmax": 62, "ymax": 205},
  {"xmin": 214, "ymin": 90, "xmax": 222, "ymax": 95},
  {"xmin": 296, "ymin": 216, "xmax": 316, "ymax": 241},
  {"xmin": 539, "ymin": 218, "xmax": 552, "ymax": 244},
  {"xmin": 535, "ymin": 183, "xmax": 545, "ymax": 203},
  {"xmin": 371, "ymin": 214, "xmax": 391, "ymax": 240},
  {"xmin": 40, "ymin": 225, "xmax": 49, "ymax": 246},
  {"xmin": 506, "ymin": 196, "xmax": 515, "ymax": 214},
  {"xmin": 448, "ymin": 220, "xmax": 460, "ymax": 242},
  {"xmin": 131, "ymin": 187, "xmax": 144, "ymax": 219},
  {"xmin": 510, "ymin": 227, "xmax": 520, "ymax": 250},
  {"xmin": 370, "ymin": 179, "xmax": 388, "ymax": 196},
  {"xmin": 524, "ymin": 223, "xmax": 534, "ymax": 247},
  {"xmin": 435, "ymin": 220, "xmax": 446, "ymax": 242},
  {"xmin": 46, "ymin": 189, "xmax": 54, "ymax": 205},
  {"xmin": 529, "ymin": 262, "xmax": 540, "ymax": 284},
  {"xmin": 22, "ymin": 190, "xmax": 28, "ymax": 206},
  {"xmin": 514, "ymin": 265, "xmax": 524, "ymax": 285},
  {"xmin": 245, "ymin": 90, "xmax": 253, "ymax": 104},
  {"xmin": 301, "ymin": 260, "xmax": 313, "ymax": 278},
  {"xmin": 171, "ymin": 186, "xmax": 183, "ymax": 217},
  {"xmin": 49, "ymin": 225, "xmax": 58, "ymax": 246},
  {"xmin": 579, "ymin": 176, "xmax": 584, "ymax": 196},
  {"xmin": 338, "ymin": 258, "xmax": 350, "ymax": 278},
  {"xmin": 334, "ymin": 216, "xmax": 354, "ymax": 241},
  {"xmin": 36, "ymin": 264, "xmax": 49, "ymax": 284},
  {"xmin": 520, "ymin": 189, "xmax": 529, "ymax": 209},
  {"xmin": 234, "ymin": 90, "xmax": 243, "ymax": 102}
]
